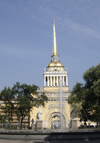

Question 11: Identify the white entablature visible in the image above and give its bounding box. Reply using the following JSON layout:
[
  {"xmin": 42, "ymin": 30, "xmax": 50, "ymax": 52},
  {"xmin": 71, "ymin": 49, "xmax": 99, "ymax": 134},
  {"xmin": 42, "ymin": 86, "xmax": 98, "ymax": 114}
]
[{"xmin": 44, "ymin": 69, "xmax": 68, "ymax": 87}]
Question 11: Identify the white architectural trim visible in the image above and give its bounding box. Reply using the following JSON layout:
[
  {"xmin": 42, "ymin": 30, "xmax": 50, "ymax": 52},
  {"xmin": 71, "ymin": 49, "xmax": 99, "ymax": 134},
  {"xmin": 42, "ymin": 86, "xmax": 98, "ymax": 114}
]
[
  {"xmin": 57, "ymin": 76, "xmax": 58, "ymax": 86},
  {"xmin": 47, "ymin": 76, "xmax": 49, "ymax": 86},
  {"xmin": 54, "ymin": 76, "xmax": 55, "ymax": 86},
  {"xmin": 44, "ymin": 76, "xmax": 46, "ymax": 86},
  {"xmin": 50, "ymin": 76, "xmax": 52, "ymax": 86}
]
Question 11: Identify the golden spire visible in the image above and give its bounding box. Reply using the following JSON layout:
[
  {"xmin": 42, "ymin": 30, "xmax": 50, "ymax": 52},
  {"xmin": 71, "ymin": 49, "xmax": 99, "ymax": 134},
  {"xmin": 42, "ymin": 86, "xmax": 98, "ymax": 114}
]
[{"xmin": 52, "ymin": 19, "xmax": 58, "ymax": 56}]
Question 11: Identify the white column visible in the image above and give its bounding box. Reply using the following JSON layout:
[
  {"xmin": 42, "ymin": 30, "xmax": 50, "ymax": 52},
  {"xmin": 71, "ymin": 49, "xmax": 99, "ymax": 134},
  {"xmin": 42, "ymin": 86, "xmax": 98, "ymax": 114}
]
[
  {"xmin": 44, "ymin": 76, "xmax": 46, "ymax": 86},
  {"xmin": 54, "ymin": 76, "xmax": 55, "ymax": 86},
  {"xmin": 50, "ymin": 76, "xmax": 52, "ymax": 86},
  {"xmin": 66, "ymin": 76, "xmax": 68, "ymax": 86},
  {"xmin": 57, "ymin": 76, "xmax": 58, "ymax": 86},
  {"xmin": 58, "ymin": 76, "xmax": 59, "ymax": 86},
  {"xmin": 60, "ymin": 76, "xmax": 62, "ymax": 86},
  {"xmin": 47, "ymin": 76, "xmax": 49, "ymax": 86},
  {"xmin": 63, "ymin": 76, "xmax": 64, "ymax": 86}
]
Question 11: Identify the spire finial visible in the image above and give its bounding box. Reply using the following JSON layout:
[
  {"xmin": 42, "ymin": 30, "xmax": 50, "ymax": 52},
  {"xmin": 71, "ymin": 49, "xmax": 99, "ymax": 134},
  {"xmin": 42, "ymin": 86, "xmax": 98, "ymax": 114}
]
[{"xmin": 52, "ymin": 19, "xmax": 58, "ymax": 56}]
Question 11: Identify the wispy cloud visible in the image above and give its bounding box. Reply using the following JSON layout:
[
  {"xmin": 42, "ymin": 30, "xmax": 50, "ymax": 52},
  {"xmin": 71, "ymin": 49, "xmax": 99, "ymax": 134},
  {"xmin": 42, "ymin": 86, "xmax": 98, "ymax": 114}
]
[
  {"xmin": 1, "ymin": 0, "xmax": 100, "ymax": 40},
  {"xmin": 58, "ymin": 18, "xmax": 100, "ymax": 40},
  {"xmin": 26, "ymin": 0, "xmax": 100, "ymax": 40}
]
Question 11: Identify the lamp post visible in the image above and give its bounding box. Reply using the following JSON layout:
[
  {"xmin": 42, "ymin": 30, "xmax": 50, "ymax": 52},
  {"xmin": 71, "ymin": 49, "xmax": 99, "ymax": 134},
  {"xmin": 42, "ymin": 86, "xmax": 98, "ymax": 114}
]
[{"xmin": 31, "ymin": 119, "xmax": 34, "ymax": 130}]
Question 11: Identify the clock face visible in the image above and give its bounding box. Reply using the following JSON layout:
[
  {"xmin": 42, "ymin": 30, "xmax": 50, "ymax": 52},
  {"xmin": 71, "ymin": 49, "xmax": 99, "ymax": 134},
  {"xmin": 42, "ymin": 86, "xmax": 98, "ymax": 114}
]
[{"xmin": 54, "ymin": 63, "xmax": 57, "ymax": 66}]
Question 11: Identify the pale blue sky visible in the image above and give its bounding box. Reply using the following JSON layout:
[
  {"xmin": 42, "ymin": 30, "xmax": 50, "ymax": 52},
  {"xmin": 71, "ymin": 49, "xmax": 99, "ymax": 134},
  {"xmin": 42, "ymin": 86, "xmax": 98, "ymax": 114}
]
[{"xmin": 0, "ymin": 0, "xmax": 100, "ymax": 91}]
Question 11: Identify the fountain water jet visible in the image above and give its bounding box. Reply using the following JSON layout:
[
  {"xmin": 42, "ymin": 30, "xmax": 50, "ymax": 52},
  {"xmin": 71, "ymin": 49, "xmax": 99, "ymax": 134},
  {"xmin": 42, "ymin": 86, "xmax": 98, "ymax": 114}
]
[
  {"xmin": 60, "ymin": 76, "xmax": 63, "ymax": 131},
  {"xmin": 59, "ymin": 76, "xmax": 66, "ymax": 131}
]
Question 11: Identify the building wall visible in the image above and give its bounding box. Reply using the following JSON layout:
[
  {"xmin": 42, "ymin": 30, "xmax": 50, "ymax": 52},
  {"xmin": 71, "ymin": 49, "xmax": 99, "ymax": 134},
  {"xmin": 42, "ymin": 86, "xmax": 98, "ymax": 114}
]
[
  {"xmin": 30, "ymin": 98, "xmax": 70, "ymax": 129},
  {"xmin": 0, "ymin": 101, "xmax": 30, "ymax": 127},
  {"xmin": 30, "ymin": 87, "xmax": 71, "ymax": 129}
]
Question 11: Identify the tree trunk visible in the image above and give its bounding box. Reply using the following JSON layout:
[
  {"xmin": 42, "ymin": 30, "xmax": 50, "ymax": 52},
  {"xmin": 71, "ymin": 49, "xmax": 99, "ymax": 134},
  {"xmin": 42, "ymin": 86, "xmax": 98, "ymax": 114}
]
[
  {"xmin": 20, "ymin": 117, "xmax": 23, "ymax": 129},
  {"xmin": 84, "ymin": 121, "xmax": 87, "ymax": 128}
]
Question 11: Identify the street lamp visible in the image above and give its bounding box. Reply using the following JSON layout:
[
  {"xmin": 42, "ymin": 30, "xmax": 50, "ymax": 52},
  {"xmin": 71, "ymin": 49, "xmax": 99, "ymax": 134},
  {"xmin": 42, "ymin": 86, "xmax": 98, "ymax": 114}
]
[{"xmin": 31, "ymin": 119, "xmax": 34, "ymax": 130}]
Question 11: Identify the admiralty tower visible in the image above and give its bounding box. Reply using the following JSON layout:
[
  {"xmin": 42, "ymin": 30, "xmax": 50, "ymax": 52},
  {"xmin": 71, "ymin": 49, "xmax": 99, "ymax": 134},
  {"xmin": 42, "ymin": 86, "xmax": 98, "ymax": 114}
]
[
  {"xmin": 44, "ymin": 19, "xmax": 68, "ymax": 92},
  {"xmin": 30, "ymin": 19, "xmax": 70, "ymax": 129}
]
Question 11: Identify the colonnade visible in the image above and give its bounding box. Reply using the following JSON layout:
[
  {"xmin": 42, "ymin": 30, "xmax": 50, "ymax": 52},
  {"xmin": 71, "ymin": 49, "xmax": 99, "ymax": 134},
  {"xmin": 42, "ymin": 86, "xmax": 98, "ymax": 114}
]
[{"xmin": 44, "ymin": 75, "xmax": 68, "ymax": 87}]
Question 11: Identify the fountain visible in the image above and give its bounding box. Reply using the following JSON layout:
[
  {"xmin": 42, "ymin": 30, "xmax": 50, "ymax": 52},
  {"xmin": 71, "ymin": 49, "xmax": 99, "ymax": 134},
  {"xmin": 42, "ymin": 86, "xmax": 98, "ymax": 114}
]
[
  {"xmin": 50, "ymin": 76, "xmax": 66, "ymax": 131},
  {"xmin": 59, "ymin": 76, "xmax": 63, "ymax": 131},
  {"xmin": 58, "ymin": 76, "xmax": 66, "ymax": 131}
]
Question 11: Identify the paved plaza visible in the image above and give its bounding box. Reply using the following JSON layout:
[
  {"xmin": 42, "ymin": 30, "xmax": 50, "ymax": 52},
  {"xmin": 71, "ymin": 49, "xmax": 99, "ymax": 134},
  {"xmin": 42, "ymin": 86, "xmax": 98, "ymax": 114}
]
[{"xmin": 0, "ymin": 139, "xmax": 100, "ymax": 143}]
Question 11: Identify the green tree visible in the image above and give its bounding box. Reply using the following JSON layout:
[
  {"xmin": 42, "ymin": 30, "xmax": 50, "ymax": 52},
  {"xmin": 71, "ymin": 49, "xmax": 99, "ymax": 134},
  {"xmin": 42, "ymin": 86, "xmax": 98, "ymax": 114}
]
[
  {"xmin": 68, "ymin": 64, "xmax": 100, "ymax": 126},
  {"xmin": 12, "ymin": 82, "xmax": 48, "ymax": 129},
  {"xmin": 68, "ymin": 82, "xmax": 88, "ymax": 124},
  {"xmin": 0, "ymin": 87, "xmax": 15, "ymax": 123},
  {"xmin": 0, "ymin": 115, "xmax": 6, "ymax": 123},
  {"xmin": 83, "ymin": 64, "xmax": 100, "ymax": 126}
]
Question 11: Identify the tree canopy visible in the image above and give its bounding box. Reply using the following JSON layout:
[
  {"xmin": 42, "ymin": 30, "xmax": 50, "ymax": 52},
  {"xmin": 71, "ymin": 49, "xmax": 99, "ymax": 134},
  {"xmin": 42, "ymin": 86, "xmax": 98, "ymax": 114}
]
[
  {"xmin": 68, "ymin": 64, "xmax": 100, "ymax": 126},
  {"xmin": 0, "ymin": 82, "xmax": 48, "ymax": 129},
  {"xmin": 0, "ymin": 87, "xmax": 14, "ymax": 123}
]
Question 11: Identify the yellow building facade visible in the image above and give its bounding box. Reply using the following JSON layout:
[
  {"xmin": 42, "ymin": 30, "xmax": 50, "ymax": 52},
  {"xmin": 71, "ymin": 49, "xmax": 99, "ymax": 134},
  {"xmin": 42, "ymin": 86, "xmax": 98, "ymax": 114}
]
[{"xmin": 30, "ymin": 19, "xmax": 71, "ymax": 129}]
